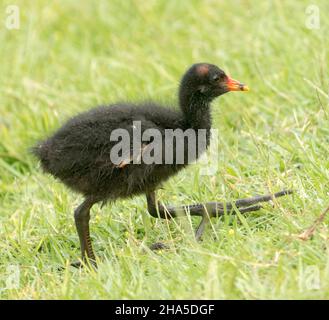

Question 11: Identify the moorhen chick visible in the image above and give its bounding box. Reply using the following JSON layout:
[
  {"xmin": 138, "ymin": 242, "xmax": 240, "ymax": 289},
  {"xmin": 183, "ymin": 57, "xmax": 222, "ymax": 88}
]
[{"xmin": 32, "ymin": 63, "xmax": 291, "ymax": 267}]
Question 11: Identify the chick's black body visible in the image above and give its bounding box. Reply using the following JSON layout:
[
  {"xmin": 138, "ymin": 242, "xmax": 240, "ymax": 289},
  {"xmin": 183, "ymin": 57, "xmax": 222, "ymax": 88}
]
[
  {"xmin": 33, "ymin": 63, "xmax": 291, "ymax": 268},
  {"xmin": 34, "ymin": 103, "xmax": 194, "ymax": 201}
]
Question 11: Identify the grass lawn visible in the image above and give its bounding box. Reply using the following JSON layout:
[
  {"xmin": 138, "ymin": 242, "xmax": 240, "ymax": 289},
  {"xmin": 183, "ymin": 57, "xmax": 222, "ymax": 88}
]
[{"xmin": 1, "ymin": 0, "xmax": 329, "ymax": 299}]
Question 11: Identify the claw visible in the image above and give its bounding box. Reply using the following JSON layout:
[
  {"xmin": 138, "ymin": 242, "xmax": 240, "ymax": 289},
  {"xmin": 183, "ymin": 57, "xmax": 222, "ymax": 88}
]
[
  {"xmin": 70, "ymin": 261, "xmax": 84, "ymax": 269},
  {"xmin": 195, "ymin": 215, "xmax": 210, "ymax": 241},
  {"xmin": 70, "ymin": 259, "xmax": 97, "ymax": 269},
  {"xmin": 150, "ymin": 242, "xmax": 170, "ymax": 251}
]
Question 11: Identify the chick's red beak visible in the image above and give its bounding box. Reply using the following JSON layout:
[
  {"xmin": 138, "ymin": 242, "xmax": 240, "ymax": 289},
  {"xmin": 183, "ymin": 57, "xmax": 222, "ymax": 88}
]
[{"xmin": 226, "ymin": 76, "xmax": 249, "ymax": 92}]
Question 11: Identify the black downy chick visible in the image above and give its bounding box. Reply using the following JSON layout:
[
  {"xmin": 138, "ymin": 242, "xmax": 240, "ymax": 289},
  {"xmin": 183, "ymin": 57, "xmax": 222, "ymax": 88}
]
[{"xmin": 32, "ymin": 63, "xmax": 292, "ymax": 267}]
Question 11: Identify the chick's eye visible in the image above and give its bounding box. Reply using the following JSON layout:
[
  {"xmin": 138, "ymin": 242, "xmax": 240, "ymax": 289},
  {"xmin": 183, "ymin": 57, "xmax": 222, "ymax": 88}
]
[{"xmin": 212, "ymin": 75, "xmax": 220, "ymax": 82}]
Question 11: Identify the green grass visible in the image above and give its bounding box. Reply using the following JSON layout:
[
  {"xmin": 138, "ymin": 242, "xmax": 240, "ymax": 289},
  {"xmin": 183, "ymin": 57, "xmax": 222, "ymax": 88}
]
[{"xmin": 0, "ymin": 0, "xmax": 329, "ymax": 299}]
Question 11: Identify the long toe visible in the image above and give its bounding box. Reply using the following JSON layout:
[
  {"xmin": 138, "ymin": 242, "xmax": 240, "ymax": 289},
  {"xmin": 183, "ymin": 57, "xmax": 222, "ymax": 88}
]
[
  {"xmin": 150, "ymin": 242, "xmax": 170, "ymax": 251},
  {"xmin": 70, "ymin": 261, "xmax": 84, "ymax": 269},
  {"xmin": 70, "ymin": 259, "xmax": 97, "ymax": 269}
]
